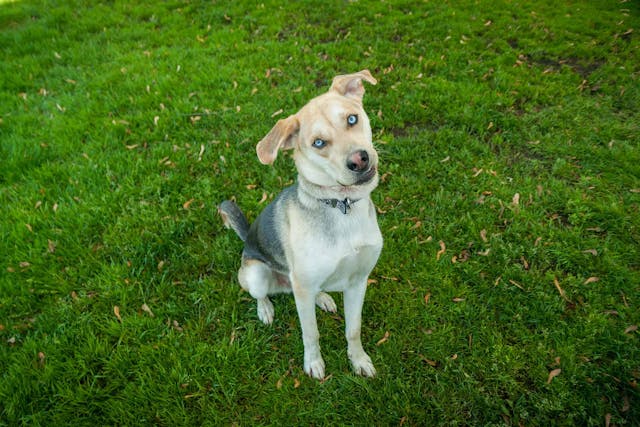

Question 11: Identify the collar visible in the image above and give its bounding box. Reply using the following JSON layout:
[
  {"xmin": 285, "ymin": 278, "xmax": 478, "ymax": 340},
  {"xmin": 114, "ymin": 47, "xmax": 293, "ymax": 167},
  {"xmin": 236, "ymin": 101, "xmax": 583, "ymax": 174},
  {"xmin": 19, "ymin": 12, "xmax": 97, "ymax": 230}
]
[{"xmin": 319, "ymin": 197, "xmax": 359, "ymax": 214}]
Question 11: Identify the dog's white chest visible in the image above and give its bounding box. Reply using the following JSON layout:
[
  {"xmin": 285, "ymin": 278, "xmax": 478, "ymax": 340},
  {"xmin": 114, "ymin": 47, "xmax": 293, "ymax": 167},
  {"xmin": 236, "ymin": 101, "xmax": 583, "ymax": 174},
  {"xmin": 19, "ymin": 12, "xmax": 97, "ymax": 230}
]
[{"xmin": 289, "ymin": 201, "xmax": 382, "ymax": 292}]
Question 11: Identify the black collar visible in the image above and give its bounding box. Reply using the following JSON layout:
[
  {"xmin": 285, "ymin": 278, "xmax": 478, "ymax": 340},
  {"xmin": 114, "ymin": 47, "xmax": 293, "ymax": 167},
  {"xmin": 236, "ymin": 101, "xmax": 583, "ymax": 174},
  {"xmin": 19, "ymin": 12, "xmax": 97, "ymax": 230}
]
[{"xmin": 319, "ymin": 198, "xmax": 359, "ymax": 214}]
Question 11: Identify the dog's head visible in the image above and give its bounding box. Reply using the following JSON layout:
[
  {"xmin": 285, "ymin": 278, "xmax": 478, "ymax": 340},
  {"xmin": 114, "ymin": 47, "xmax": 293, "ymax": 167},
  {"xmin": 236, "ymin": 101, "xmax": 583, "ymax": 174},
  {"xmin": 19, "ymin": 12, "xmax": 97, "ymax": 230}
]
[{"xmin": 256, "ymin": 70, "xmax": 379, "ymax": 196}]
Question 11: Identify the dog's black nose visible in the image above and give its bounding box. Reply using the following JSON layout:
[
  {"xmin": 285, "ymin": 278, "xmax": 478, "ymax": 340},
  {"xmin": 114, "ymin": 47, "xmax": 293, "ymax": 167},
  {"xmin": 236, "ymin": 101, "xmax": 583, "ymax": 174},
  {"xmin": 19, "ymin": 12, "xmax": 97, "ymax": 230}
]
[{"xmin": 347, "ymin": 150, "xmax": 369, "ymax": 172}]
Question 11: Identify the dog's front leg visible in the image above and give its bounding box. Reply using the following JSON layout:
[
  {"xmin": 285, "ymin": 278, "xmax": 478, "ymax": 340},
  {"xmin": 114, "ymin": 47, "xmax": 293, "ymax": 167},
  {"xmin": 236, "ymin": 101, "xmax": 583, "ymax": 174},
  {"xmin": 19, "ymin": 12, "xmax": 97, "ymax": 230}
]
[
  {"xmin": 292, "ymin": 278, "xmax": 325, "ymax": 379},
  {"xmin": 344, "ymin": 282, "xmax": 376, "ymax": 377}
]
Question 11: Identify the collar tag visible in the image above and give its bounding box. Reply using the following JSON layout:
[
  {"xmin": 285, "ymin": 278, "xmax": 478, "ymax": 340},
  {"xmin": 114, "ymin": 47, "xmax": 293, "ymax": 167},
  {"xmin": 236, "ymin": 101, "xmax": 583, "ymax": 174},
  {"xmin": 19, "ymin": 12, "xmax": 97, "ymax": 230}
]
[{"xmin": 321, "ymin": 198, "xmax": 356, "ymax": 214}]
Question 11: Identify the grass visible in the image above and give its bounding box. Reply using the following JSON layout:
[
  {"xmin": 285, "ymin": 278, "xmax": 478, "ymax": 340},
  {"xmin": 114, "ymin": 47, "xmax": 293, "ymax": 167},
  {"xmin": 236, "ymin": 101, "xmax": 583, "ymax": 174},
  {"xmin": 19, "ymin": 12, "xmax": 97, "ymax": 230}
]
[{"xmin": 1, "ymin": 0, "xmax": 639, "ymax": 425}]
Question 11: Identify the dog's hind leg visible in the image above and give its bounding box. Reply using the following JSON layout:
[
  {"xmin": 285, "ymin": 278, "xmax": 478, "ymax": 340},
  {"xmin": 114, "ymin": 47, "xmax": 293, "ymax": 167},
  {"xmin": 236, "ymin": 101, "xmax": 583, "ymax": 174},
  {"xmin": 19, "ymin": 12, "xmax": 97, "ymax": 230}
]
[
  {"xmin": 315, "ymin": 292, "xmax": 337, "ymax": 313},
  {"xmin": 238, "ymin": 259, "xmax": 276, "ymax": 324}
]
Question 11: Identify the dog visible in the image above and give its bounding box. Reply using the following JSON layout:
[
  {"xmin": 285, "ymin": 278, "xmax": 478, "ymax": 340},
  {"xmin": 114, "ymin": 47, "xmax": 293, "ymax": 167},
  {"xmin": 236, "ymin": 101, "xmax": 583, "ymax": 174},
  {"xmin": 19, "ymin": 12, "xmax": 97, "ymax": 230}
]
[{"xmin": 218, "ymin": 70, "xmax": 382, "ymax": 379}]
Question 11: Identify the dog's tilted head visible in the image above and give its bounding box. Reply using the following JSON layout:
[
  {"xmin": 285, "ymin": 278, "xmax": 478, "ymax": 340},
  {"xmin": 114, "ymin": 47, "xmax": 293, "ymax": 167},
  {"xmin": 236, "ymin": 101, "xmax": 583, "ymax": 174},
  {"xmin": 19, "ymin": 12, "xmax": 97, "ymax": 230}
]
[{"xmin": 256, "ymin": 70, "xmax": 379, "ymax": 197}]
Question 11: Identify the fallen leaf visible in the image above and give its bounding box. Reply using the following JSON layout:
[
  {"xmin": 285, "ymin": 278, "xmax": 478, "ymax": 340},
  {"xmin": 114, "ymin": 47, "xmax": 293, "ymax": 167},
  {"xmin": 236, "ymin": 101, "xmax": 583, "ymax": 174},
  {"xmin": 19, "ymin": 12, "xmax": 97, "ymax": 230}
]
[
  {"xmin": 125, "ymin": 144, "xmax": 139, "ymax": 150},
  {"xmin": 440, "ymin": 156, "xmax": 450, "ymax": 163},
  {"xmin": 582, "ymin": 249, "xmax": 598, "ymax": 256},
  {"xmin": 583, "ymin": 277, "xmax": 599, "ymax": 285},
  {"xmin": 420, "ymin": 355, "xmax": 438, "ymax": 367},
  {"xmin": 183, "ymin": 199, "xmax": 195, "ymax": 209},
  {"xmin": 114, "ymin": 306, "xmax": 122, "ymax": 322},
  {"xmin": 547, "ymin": 368, "xmax": 561, "ymax": 384},
  {"xmin": 172, "ymin": 320, "xmax": 183, "ymax": 332},
  {"xmin": 436, "ymin": 240, "xmax": 446, "ymax": 260},
  {"xmin": 622, "ymin": 395, "xmax": 630, "ymax": 412},
  {"xmin": 424, "ymin": 293, "xmax": 431, "ymax": 305},
  {"xmin": 509, "ymin": 280, "xmax": 524, "ymax": 290},
  {"xmin": 624, "ymin": 325, "xmax": 638, "ymax": 334},
  {"xmin": 47, "ymin": 239, "xmax": 56, "ymax": 253},
  {"xmin": 605, "ymin": 413, "xmax": 611, "ymax": 427},
  {"xmin": 157, "ymin": 260, "xmax": 165, "ymax": 271},
  {"xmin": 35, "ymin": 201, "xmax": 42, "ymax": 209},
  {"xmin": 25, "ymin": 224, "xmax": 33, "ymax": 232},
  {"xmin": 198, "ymin": 144, "xmax": 205, "ymax": 161},
  {"xmin": 258, "ymin": 192, "xmax": 268, "ymax": 204},
  {"xmin": 512, "ymin": 192, "xmax": 520, "ymax": 207},
  {"xmin": 480, "ymin": 229, "xmax": 488, "ymax": 242},
  {"xmin": 553, "ymin": 277, "xmax": 570, "ymax": 302},
  {"xmin": 452, "ymin": 297, "xmax": 465, "ymax": 302},
  {"xmin": 376, "ymin": 331, "xmax": 390, "ymax": 346},
  {"xmin": 71, "ymin": 291, "xmax": 79, "ymax": 301},
  {"xmin": 141, "ymin": 303, "xmax": 155, "ymax": 317},
  {"xmin": 478, "ymin": 249, "xmax": 491, "ymax": 256},
  {"xmin": 19, "ymin": 261, "xmax": 31, "ymax": 268},
  {"xmin": 293, "ymin": 378, "xmax": 301, "ymax": 388},
  {"xmin": 53, "ymin": 203, "xmax": 59, "ymax": 212},
  {"xmin": 38, "ymin": 351, "xmax": 46, "ymax": 366},
  {"xmin": 271, "ymin": 109, "xmax": 283, "ymax": 118}
]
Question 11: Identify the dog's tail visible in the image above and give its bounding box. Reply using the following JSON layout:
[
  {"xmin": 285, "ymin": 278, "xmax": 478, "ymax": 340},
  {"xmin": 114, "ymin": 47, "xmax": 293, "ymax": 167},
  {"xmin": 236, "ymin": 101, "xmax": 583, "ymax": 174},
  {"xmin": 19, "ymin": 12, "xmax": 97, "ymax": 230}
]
[{"xmin": 218, "ymin": 200, "xmax": 250, "ymax": 242}]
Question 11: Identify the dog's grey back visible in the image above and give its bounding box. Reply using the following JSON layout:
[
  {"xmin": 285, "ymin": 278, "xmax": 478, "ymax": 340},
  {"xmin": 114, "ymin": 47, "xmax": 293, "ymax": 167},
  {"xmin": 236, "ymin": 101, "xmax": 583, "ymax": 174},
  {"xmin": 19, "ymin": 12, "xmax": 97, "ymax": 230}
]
[{"xmin": 242, "ymin": 185, "xmax": 299, "ymax": 274}]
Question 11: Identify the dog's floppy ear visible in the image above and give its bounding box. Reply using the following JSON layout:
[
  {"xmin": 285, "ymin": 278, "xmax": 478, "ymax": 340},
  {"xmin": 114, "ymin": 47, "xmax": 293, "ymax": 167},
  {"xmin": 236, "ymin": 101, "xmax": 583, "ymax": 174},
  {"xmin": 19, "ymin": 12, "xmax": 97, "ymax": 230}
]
[
  {"xmin": 330, "ymin": 69, "xmax": 377, "ymax": 101},
  {"xmin": 256, "ymin": 114, "xmax": 299, "ymax": 165}
]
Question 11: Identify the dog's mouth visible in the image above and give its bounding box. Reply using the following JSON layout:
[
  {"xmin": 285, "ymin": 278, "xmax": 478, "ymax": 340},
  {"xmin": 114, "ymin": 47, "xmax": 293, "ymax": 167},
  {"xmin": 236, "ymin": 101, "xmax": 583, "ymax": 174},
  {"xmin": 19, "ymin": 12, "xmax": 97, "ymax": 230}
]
[{"xmin": 338, "ymin": 166, "xmax": 377, "ymax": 187}]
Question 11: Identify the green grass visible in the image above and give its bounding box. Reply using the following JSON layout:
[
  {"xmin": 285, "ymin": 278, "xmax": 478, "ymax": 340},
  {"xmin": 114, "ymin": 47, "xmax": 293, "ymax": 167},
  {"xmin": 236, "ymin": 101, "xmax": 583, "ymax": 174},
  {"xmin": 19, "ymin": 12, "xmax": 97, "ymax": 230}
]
[{"xmin": 1, "ymin": 0, "xmax": 639, "ymax": 425}]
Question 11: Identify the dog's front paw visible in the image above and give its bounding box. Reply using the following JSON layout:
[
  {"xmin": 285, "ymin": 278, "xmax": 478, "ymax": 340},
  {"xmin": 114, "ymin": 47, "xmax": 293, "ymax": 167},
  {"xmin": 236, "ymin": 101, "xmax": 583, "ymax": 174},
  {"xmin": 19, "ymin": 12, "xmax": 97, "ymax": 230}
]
[
  {"xmin": 350, "ymin": 352, "xmax": 376, "ymax": 377},
  {"xmin": 257, "ymin": 298, "xmax": 274, "ymax": 325},
  {"xmin": 304, "ymin": 356, "xmax": 326, "ymax": 380},
  {"xmin": 315, "ymin": 292, "xmax": 337, "ymax": 313}
]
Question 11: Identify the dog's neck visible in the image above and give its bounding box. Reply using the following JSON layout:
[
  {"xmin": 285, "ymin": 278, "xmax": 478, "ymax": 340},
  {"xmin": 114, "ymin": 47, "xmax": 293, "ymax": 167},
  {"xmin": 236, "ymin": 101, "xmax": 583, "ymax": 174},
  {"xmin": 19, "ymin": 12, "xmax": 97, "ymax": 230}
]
[{"xmin": 297, "ymin": 174, "xmax": 370, "ymax": 214}]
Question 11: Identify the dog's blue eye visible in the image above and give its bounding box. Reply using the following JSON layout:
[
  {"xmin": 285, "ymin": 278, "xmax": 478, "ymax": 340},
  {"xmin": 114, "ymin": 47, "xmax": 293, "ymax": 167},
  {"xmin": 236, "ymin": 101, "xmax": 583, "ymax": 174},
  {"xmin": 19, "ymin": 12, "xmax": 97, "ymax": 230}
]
[
  {"xmin": 347, "ymin": 114, "xmax": 358, "ymax": 126},
  {"xmin": 313, "ymin": 139, "xmax": 327, "ymax": 149}
]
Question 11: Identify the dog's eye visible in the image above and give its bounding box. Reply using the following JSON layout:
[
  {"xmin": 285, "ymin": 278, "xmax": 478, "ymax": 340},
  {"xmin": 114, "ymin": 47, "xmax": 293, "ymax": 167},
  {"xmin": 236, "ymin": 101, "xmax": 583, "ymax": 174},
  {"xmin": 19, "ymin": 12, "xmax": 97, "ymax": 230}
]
[
  {"xmin": 347, "ymin": 114, "xmax": 358, "ymax": 126},
  {"xmin": 312, "ymin": 139, "xmax": 327, "ymax": 149}
]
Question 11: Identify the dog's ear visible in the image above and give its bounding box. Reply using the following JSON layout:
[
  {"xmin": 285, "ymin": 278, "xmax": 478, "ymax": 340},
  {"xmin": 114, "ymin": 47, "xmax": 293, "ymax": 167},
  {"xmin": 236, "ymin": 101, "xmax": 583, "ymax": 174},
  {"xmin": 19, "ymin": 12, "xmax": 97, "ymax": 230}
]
[
  {"xmin": 256, "ymin": 114, "xmax": 299, "ymax": 165},
  {"xmin": 330, "ymin": 69, "xmax": 377, "ymax": 101}
]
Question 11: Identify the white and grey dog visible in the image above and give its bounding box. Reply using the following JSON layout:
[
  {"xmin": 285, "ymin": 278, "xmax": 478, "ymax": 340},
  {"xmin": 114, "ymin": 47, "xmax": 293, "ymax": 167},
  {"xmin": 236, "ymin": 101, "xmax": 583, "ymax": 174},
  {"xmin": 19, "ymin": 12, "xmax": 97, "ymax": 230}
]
[{"xmin": 219, "ymin": 70, "xmax": 382, "ymax": 379}]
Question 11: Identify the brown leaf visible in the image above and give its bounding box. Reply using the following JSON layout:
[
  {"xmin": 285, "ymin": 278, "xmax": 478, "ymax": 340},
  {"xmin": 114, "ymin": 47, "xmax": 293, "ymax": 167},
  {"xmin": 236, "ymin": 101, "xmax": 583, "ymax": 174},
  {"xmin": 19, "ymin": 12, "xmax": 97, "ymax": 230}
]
[
  {"xmin": 547, "ymin": 368, "xmax": 561, "ymax": 384},
  {"xmin": 114, "ymin": 306, "xmax": 122, "ymax": 322},
  {"xmin": 624, "ymin": 325, "xmax": 638, "ymax": 334},
  {"xmin": 480, "ymin": 229, "xmax": 488, "ymax": 242},
  {"xmin": 258, "ymin": 192, "xmax": 268, "ymax": 204},
  {"xmin": 605, "ymin": 413, "xmax": 611, "ymax": 427},
  {"xmin": 452, "ymin": 297, "xmax": 465, "ymax": 302},
  {"xmin": 376, "ymin": 331, "xmax": 390, "ymax": 346},
  {"xmin": 183, "ymin": 199, "xmax": 195, "ymax": 209},
  {"xmin": 583, "ymin": 277, "xmax": 599, "ymax": 285},
  {"xmin": 420, "ymin": 354, "xmax": 438, "ymax": 367},
  {"xmin": 157, "ymin": 260, "xmax": 165, "ymax": 271},
  {"xmin": 424, "ymin": 293, "xmax": 431, "ymax": 305},
  {"xmin": 553, "ymin": 277, "xmax": 570, "ymax": 302},
  {"xmin": 509, "ymin": 280, "xmax": 524, "ymax": 290},
  {"xmin": 436, "ymin": 240, "xmax": 446, "ymax": 260},
  {"xmin": 293, "ymin": 378, "xmax": 301, "ymax": 388},
  {"xmin": 47, "ymin": 239, "xmax": 57, "ymax": 253},
  {"xmin": 271, "ymin": 109, "xmax": 283, "ymax": 118},
  {"xmin": 25, "ymin": 223, "xmax": 33, "ymax": 232},
  {"xmin": 512, "ymin": 192, "xmax": 520, "ymax": 207},
  {"xmin": 582, "ymin": 249, "xmax": 598, "ymax": 256},
  {"xmin": 141, "ymin": 303, "xmax": 155, "ymax": 317},
  {"xmin": 19, "ymin": 261, "xmax": 31, "ymax": 268}
]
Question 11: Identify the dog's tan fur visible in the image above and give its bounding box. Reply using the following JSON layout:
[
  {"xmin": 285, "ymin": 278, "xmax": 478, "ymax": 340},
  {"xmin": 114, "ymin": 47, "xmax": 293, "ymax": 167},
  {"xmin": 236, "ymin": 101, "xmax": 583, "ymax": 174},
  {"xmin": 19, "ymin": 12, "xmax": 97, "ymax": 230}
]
[{"xmin": 219, "ymin": 70, "xmax": 382, "ymax": 379}]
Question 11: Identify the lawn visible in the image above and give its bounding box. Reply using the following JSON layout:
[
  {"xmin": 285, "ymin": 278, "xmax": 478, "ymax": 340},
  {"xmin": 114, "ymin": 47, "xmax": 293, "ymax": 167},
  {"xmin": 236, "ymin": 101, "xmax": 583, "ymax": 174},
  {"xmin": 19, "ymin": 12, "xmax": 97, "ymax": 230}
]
[{"xmin": 1, "ymin": 0, "xmax": 639, "ymax": 425}]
